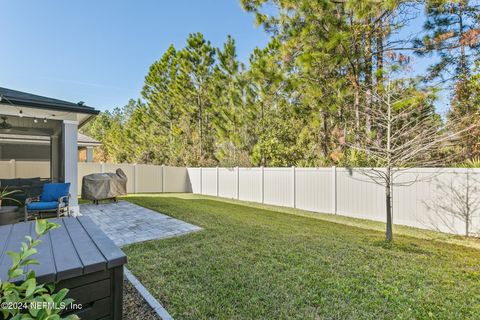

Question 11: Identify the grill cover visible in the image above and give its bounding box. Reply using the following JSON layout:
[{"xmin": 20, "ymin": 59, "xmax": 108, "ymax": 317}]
[{"xmin": 81, "ymin": 169, "xmax": 127, "ymax": 200}]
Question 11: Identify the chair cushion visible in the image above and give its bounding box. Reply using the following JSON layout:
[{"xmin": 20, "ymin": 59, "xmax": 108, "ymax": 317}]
[
  {"xmin": 27, "ymin": 201, "xmax": 65, "ymax": 211},
  {"xmin": 40, "ymin": 183, "xmax": 70, "ymax": 202}
]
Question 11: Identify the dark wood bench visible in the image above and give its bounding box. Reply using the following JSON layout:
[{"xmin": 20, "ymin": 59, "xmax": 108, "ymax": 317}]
[{"xmin": 0, "ymin": 217, "xmax": 127, "ymax": 319}]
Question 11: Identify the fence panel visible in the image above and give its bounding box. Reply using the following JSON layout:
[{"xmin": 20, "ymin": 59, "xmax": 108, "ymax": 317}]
[
  {"xmin": 201, "ymin": 168, "xmax": 217, "ymax": 196},
  {"xmin": 187, "ymin": 168, "xmax": 201, "ymax": 193},
  {"xmin": 164, "ymin": 166, "xmax": 189, "ymax": 192},
  {"xmin": 238, "ymin": 168, "xmax": 262, "ymax": 202},
  {"xmin": 219, "ymin": 168, "xmax": 236, "ymax": 199},
  {"xmin": 295, "ymin": 168, "xmax": 334, "ymax": 214},
  {"xmin": 336, "ymin": 168, "xmax": 384, "ymax": 222},
  {"xmin": 264, "ymin": 168, "xmax": 293, "ymax": 207},
  {"xmin": 0, "ymin": 161, "xmax": 14, "ymax": 179},
  {"xmin": 16, "ymin": 161, "xmax": 50, "ymax": 178},
  {"xmin": 135, "ymin": 164, "xmax": 163, "ymax": 193},
  {"xmin": 393, "ymin": 168, "xmax": 480, "ymax": 235}
]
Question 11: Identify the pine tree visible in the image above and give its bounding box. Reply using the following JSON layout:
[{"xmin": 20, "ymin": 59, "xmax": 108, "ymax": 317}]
[
  {"xmin": 415, "ymin": 0, "xmax": 480, "ymax": 158},
  {"xmin": 175, "ymin": 33, "xmax": 217, "ymax": 165},
  {"xmin": 211, "ymin": 36, "xmax": 249, "ymax": 166}
]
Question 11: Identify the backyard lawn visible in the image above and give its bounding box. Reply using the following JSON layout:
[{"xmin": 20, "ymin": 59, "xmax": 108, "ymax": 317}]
[{"xmin": 122, "ymin": 194, "xmax": 480, "ymax": 320}]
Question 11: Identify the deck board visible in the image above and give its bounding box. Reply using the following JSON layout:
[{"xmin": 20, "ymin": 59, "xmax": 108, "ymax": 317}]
[
  {"xmin": 77, "ymin": 216, "xmax": 127, "ymax": 269},
  {"xmin": 63, "ymin": 217, "xmax": 107, "ymax": 274}
]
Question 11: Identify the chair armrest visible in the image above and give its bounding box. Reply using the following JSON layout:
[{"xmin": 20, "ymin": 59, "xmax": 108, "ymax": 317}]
[
  {"xmin": 25, "ymin": 196, "xmax": 40, "ymax": 205},
  {"xmin": 58, "ymin": 194, "xmax": 71, "ymax": 204}
]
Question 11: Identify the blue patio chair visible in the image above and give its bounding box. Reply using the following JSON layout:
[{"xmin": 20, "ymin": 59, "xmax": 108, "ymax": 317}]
[{"xmin": 24, "ymin": 183, "xmax": 71, "ymax": 221}]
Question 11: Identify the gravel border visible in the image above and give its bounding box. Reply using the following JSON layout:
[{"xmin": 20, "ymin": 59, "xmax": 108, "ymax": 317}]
[
  {"xmin": 124, "ymin": 267, "xmax": 174, "ymax": 320},
  {"xmin": 123, "ymin": 279, "xmax": 159, "ymax": 320}
]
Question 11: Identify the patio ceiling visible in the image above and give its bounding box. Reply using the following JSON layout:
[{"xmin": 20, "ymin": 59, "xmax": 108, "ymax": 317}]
[{"xmin": 0, "ymin": 87, "xmax": 99, "ymax": 129}]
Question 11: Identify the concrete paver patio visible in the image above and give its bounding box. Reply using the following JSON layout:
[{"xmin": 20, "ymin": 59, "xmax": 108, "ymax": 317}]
[{"xmin": 80, "ymin": 200, "xmax": 201, "ymax": 246}]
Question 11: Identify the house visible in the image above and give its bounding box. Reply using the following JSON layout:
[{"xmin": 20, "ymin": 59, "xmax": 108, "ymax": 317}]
[
  {"xmin": 0, "ymin": 132, "xmax": 101, "ymax": 162},
  {"xmin": 0, "ymin": 87, "xmax": 100, "ymax": 214}
]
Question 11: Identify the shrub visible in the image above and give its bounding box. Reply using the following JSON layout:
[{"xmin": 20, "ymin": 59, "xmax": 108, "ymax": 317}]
[{"xmin": 0, "ymin": 219, "xmax": 79, "ymax": 320}]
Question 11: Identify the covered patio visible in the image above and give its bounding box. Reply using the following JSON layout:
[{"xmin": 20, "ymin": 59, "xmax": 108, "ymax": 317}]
[{"xmin": 0, "ymin": 87, "xmax": 99, "ymax": 214}]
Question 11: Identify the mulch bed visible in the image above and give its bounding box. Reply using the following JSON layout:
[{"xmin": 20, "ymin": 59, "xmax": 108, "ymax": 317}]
[{"xmin": 123, "ymin": 280, "xmax": 160, "ymax": 320}]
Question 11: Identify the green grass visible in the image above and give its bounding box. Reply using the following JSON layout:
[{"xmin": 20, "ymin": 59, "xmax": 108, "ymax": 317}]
[{"xmin": 121, "ymin": 194, "xmax": 480, "ymax": 319}]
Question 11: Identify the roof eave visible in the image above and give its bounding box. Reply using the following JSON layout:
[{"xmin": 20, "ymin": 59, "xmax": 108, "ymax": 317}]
[{"xmin": 5, "ymin": 99, "xmax": 100, "ymax": 115}]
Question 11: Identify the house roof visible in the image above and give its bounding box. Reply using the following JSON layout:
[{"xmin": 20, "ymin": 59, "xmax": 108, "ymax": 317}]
[
  {"xmin": 0, "ymin": 87, "xmax": 99, "ymax": 115},
  {"xmin": 0, "ymin": 132, "xmax": 101, "ymax": 147}
]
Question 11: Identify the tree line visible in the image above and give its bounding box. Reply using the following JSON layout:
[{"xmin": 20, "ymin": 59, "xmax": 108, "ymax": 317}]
[{"xmin": 83, "ymin": 0, "xmax": 480, "ymax": 168}]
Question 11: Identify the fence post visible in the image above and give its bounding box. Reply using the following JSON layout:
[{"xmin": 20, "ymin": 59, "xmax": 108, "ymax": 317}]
[
  {"xmin": 161, "ymin": 165, "xmax": 166, "ymax": 193},
  {"xmin": 133, "ymin": 164, "xmax": 138, "ymax": 194},
  {"xmin": 216, "ymin": 166, "xmax": 219, "ymax": 197},
  {"xmin": 100, "ymin": 162, "xmax": 105, "ymax": 173},
  {"xmin": 261, "ymin": 166, "xmax": 265, "ymax": 204},
  {"xmin": 292, "ymin": 166, "xmax": 296, "ymax": 208},
  {"xmin": 236, "ymin": 166, "xmax": 240, "ymax": 200},
  {"xmin": 332, "ymin": 166, "xmax": 337, "ymax": 214},
  {"xmin": 9, "ymin": 159, "xmax": 15, "ymax": 178},
  {"xmin": 199, "ymin": 167, "xmax": 203, "ymax": 195}
]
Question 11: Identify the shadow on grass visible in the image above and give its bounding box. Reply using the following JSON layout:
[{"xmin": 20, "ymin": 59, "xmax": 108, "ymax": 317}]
[{"xmin": 121, "ymin": 194, "xmax": 480, "ymax": 253}]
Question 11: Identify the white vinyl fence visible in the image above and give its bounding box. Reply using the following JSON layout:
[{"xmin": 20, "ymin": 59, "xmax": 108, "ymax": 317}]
[
  {"xmin": 187, "ymin": 166, "xmax": 480, "ymax": 236},
  {"xmin": 2, "ymin": 159, "xmax": 479, "ymax": 235},
  {"xmin": 0, "ymin": 160, "xmax": 190, "ymax": 194}
]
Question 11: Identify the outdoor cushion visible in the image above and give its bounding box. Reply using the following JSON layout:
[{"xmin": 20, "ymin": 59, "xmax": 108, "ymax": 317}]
[
  {"xmin": 40, "ymin": 183, "xmax": 70, "ymax": 202},
  {"xmin": 27, "ymin": 201, "xmax": 65, "ymax": 211}
]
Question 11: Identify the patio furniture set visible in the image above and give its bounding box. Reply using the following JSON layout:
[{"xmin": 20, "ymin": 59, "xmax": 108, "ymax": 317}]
[{"xmin": 0, "ymin": 177, "xmax": 72, "ymax": 225}]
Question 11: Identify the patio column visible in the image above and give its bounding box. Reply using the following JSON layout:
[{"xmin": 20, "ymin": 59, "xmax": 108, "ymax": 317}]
[
  {"xmin": 86, "ymin": 146, "xmax": 94, "ymax": 162},
  {"xmin": 62, "ymin": 120, "xmax": 79, "ymax": 215},
  {"xmin": 50, "ymin": 135, "xmax": 61, "ymax": 181}
]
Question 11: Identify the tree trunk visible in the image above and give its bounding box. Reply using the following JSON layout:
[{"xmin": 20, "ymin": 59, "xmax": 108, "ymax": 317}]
[
  {"xmin": 458, "ymin": 2, "xmax": 467, "ymax": 78},
  {"xmin": 375, "ymin": 23, "xmax": 384, "ymax": 144},
  {"xmin": 320, "ymin": 109, "xmax": 329, "ymax": 157},
  {"xmin": 385, "ymin": 181, "xmax": 393, "ymax": 242},
  {"xmin": 353, "ymin": 85, "xmax": 360, "ymax": 144},
  {"xmin": 198, "ymin": 93, "xmax": 203, "ymax": 158},
  {"xmin": 365, "ymin": 28, "xmax": 373, "ymax": 136},
  {"xmin": 385, "ymin": 88, "xmax": 393, "ymax": 242},
  {"xmin": 465, "ymin": 172, "xmax": 470, "ymax": 237}
]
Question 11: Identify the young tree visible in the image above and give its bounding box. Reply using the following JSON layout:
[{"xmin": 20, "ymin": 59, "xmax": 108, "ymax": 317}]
[{"xmin": 348, "ymin": 68, "xmax": 477, "ymax": 242}]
